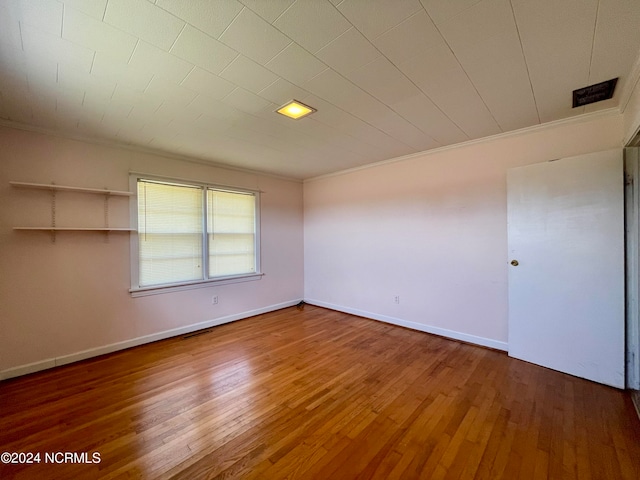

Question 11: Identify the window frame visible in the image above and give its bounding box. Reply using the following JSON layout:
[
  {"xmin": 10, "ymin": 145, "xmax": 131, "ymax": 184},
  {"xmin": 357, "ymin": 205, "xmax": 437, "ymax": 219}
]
[{"xmin": 129, "ymin": 174, "xmax": 262, "ymax": 297}]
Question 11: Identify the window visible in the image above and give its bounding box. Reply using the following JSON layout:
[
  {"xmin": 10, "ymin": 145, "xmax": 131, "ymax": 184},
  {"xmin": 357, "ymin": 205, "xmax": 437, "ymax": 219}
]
[{"xmin": 131, "ymin": 177, "xmax": 260, "ymax": 294}]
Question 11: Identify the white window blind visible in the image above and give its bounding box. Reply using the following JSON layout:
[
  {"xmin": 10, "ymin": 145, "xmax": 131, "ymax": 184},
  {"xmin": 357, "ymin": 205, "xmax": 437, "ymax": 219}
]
[
  {"xmin": 138, "ymin": 180, "xmax": 203, "ymax": 287},
  {"xmin": 134, "ymin": 178, "xmax": 259, "ymax": 291},
  {"xmin": 207, "ymin": 189, "xmax": 256, "ymax": 277}
]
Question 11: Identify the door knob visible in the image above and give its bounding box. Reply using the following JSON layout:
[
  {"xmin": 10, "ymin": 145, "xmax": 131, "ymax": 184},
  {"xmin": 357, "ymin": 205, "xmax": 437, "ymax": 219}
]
[{"xmin": 511, "ymin": 260, "xmax": 519, "ymax": 266}]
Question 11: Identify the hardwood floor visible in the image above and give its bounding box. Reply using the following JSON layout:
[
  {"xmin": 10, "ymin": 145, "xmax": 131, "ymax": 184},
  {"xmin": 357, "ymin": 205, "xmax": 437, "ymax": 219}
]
[{"xmin": 1, "ymin": 305, "xmax": 639, "ymax": 479}]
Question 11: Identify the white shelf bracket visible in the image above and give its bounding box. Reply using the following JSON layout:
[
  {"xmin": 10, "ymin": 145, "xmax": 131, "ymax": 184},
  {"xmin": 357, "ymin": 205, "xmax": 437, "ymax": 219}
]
[
  {"xmin": 104, "ymin": 191, "xmax": 110, "ymax": 242},
  {"xmin": 51, "ymin": 184, "xmax": 56, "ymax": 244}
]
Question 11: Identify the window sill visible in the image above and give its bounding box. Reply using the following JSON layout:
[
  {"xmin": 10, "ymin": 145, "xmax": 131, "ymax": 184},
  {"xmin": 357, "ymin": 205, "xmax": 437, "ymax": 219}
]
[{"xmin": 130, "ymin": 273, "xmax": 264, "ymax": 297}]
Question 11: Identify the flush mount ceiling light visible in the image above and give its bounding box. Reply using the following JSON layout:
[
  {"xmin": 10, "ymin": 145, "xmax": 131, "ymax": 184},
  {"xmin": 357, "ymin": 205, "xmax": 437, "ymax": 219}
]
[{"xmin": 276, "ymin": 100, "xmax": 316, "ymax": 120}]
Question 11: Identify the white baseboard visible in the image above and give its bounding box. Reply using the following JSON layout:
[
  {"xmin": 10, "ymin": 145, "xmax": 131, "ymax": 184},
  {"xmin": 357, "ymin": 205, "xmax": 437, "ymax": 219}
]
[
  {"xmin": 0, "ymin": 299, "xmax": 302, "ymax": 381},
  {"xmin": 305, "ymin": 299, "xmax": 509, "ymax": 352}
]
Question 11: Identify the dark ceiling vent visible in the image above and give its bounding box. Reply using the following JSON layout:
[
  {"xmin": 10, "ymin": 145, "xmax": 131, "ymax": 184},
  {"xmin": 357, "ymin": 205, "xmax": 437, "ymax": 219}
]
[{"xmin": 572, "ymin": 78, "xmax": 618, "ymax": 108}]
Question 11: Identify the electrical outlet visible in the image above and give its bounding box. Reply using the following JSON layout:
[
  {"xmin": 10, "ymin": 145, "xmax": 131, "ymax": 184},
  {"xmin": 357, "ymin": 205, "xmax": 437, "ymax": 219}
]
[
  {"xmin": 394, "ymin": 295, "xmax": 400, "ymax": 304},
  {"xmin": 212, "ymin": 295, "xmax": 218, "ymax": 305}
]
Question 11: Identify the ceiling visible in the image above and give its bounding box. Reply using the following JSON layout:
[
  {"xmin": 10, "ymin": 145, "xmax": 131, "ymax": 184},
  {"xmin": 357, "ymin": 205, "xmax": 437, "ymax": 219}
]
[{"xmin": 1, "ymin": 0, "xmax": 639, "ymax": 179}]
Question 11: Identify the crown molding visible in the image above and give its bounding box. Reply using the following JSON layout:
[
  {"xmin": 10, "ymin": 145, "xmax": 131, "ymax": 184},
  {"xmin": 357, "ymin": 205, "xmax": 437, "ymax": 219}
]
[
  {"xmin": 0, "ymin": 106, "xmax": 623, "ymax": 185},
  {"xmin": 0, "ymin": 119, "xmax": 302, "ymax": 184},
  {"xmin": 621, "ymin": 49, "xmax": 640, "ymax": 116},
  {"xmin": 305, "ymin": 108, "xmax": 621, "ymax": 183}
]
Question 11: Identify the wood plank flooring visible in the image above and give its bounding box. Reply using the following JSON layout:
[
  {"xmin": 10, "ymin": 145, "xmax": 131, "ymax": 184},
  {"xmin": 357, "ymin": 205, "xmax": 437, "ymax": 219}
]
[{"xmin": 1, "ymin": 305, "xmax": 639, "ymax": 479}]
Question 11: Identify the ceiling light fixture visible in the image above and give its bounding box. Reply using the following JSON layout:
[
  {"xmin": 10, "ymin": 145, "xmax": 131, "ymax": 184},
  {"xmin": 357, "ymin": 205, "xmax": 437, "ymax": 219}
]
[{"xmin": 276, "ymin": 100, "xmax": 316, "ymax": 120}]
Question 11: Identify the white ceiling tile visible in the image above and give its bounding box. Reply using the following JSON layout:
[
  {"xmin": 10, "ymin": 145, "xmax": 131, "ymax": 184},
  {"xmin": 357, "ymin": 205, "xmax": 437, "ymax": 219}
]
[
  {"xmin": 345, "ymin": 56, "xmax": 421, "ymax": 105},
  {"xmin": 55, "ymin": 84, "xmax": 86, "ymax": 106},
  {"xmin": 303, "ymin": 69, "xmax": 390, "ymax": 122},
  {"xmin": 57, "ymin": 64, "xmax": 117, "ymax": 101},
  {"xmin": 154, "ymin": 102, "xmax": 201, "ymax": 129},
  {"xmin": 82, "ymin": 96, "xmax": 130, "ymax": 119},
  {"xmin": 91, "ymin": 52, "xmax": 154, "ymax": 92},
  {"xmin": 248, "ymin": 113, "xmax": 321, "ymax": 146},
  {"xmin": 99, "ymin": 115, "xmax": 125, "ymax": 136},
  {"xmin": 156, "ymin": 0, "xmax": 244, "ymax": 39},
  {"xmin": 420, "ymin": 0, "xmax": 484, "ymax": 26},
  {"xmin": 106, "ymin": 112, "xmax": 145, "ymax": 135},
  {"xmin": 257, "ymin": 78, "xmax": 310, "ymax": 105},
  {"xmin": 374, "ymin": 11, "xmax": 444, "ymax": 65},
  {"xmin": 390, "ymin": 94, "xmax": 468, "ymax": 145},
  {"xmin": 529, "ymin": 87, "xmax": 584, "ymax": 123},
  {"xmin": 194, "ymin": 102, "xmax": 244, "ymax": 126},
  {"xmin": 589, "ymin": 0, "xmax": 640, "ymax": 94},
  {"xmin": 15, "ymin": 54, "xmax": 58, "ymax": 88},
  {"xmin": 62, "ymin": 0, "xmax": 108, "ymax": 20},
  {"xmin": 104, "ymin": 0, "xmax": 185, "ymax": 51},
  {"xmin": 180, "ymin": 67, "xmax": 237, "ymax": 100},
  {"xmin": 148, "ymin": 132, "xmax": 183, "ymax": 152},
  {"xmin": 116, "ymin": 126, "xmax": 156, "ymax": 145},
  {"xmin": 76, "ymin": 105, "xmax": 107, "ymax": 127},
  {"xmin": 315, "ymin": 27, "xmax": 380, "ymax": 75},
  {"xmin": 0, "ymin": 2, "xmax": 23, "ymax": 50},
  {"xmin": 101, "ymin": 100, "xmax": 134, "ymax": 119},
  {"xmin": 583, "ymin": 96, "xmax": 619, "ymax": 114},
  {"xmin": 222, "ymin": 87, "xmax": 273, "ymax": 114},
  {"xmin": 338, "ymin": 0, "xmax": 423, "ymax": 39},
  {"xmin": 170, "ymin": 25, "xmax": 238, "ymax": 75},
  {"xmin": 225, "ymin": 126, "xmax": 288, "ymax": 153},
  {"xmin": 30, "ymin": 94, "xmax": 59, "ymax": 119},
  {"xmin": 144, "ymin": 77, "xmax": 198, "ymax": 110},
  {"xmin": 439, "ymin": 0, "xmax": 538, "ymax": 130},
  {"xmin": 151, "ymin": 105, "xmax": 187, "ymax": 127},
  {"xmin": 266, "ymin": 43, "xmax": 328, "ymax": 85},
  {"xmin": 511, "ymin": 0, "xmax": 598, "ymax": 122},
  {"xmin": 140, "ymin": 125, "xmax": 181, "ymax": 147},
  {"xmin": 127, "ymin": 103, "xmax": 168, "ymax": 127},
  {"xmin": 399, "ymin": 43, "xmax": 501, "ymax": 138},
  {"xmin": 128, "ymin": 41, "xmax": 194, "ymax": 84},
  {"xmin": 76, "ymin": 118, "xmax": 111, "ymax": 139},
  {"xmin": 20, "ymin": 24, "xmax": 94, "ymax": 73},
  {"xmin": 138, "ymin": 114, "xmax": 176, "ymax": 133},
  {"xmin": 303, "ymin": 121, "xmax": 384, "ymax": 159},
  {"xmin": 454, "ymin": 30, "xmax": 539, "ymax": 130},
  {"xmin": 237, "ymin": 0, "xmax": 295, "ymax": 23},
  {"xmin": 63, "ymin": 7, "xmax": 137, "ymax": 64},
  {"xmin": 13, "ymin": 0, "xmax": 63, "ymax": 36},
  {"xmin": 220, "ymin": 55, "xmax": 280, "ymax": 94},
  {"xmin": 367, "ymin": 109, "xmax": 438, "ymax": 151},
  {"xmin": 219, "ymin": 7, "xmax": 292, "ymax": 64},
  {"xmin": 111, "ymin": 84, "xmax": 164, "ymax": 112},
  {"xmin": 273, "ymin": 0, "xmax": 351, "ymax": 53},
  {"xmin": 55, "ymin": 114, "xmax": 82, "ymax": 132},
  {"xmin": 439, "ymin": 0, "xmax": 512, "ymax": 47}
]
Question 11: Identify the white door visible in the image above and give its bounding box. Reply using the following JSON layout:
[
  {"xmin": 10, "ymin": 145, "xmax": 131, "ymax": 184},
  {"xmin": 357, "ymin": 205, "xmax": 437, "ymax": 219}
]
[{"xmin": 507, "ymin": 150, "xmax": 625, "ymax": 388}]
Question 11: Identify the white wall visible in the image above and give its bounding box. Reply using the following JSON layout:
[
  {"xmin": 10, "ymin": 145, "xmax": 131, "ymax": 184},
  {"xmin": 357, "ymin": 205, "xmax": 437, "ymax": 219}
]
[
  {"xmin": 0, "ymin": 125, "xmax": 304, "ymax": 379},
  {"xmin": 304, "ymin": 113, "xmax": 624, "ymax": 350}
]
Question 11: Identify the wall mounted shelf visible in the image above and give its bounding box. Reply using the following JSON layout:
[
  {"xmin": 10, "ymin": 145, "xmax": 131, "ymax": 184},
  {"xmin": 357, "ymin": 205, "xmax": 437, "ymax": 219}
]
[
  {"xmin": 13, "ymin": 227, "xmax": 135, "ymax": 231},
  {"xmin": 10, "ymin": 181, "xmax": 135, "ymax": 241},
  {"xmin": 9, "ymin": 181, "xmax": 134, "ymax": 196}
]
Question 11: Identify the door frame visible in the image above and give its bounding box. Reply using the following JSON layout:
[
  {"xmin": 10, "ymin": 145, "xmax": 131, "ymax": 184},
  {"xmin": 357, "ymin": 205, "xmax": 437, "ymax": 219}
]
[{"xmin": 625, "ymin": 147, "xmax": 640, "ymax": 390}]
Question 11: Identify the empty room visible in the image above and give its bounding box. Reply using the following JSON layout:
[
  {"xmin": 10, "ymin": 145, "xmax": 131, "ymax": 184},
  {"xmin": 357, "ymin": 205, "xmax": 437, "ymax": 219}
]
[{"xmin": 2, "ymin": 0, "xmax": 640, "ymax": 478}]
